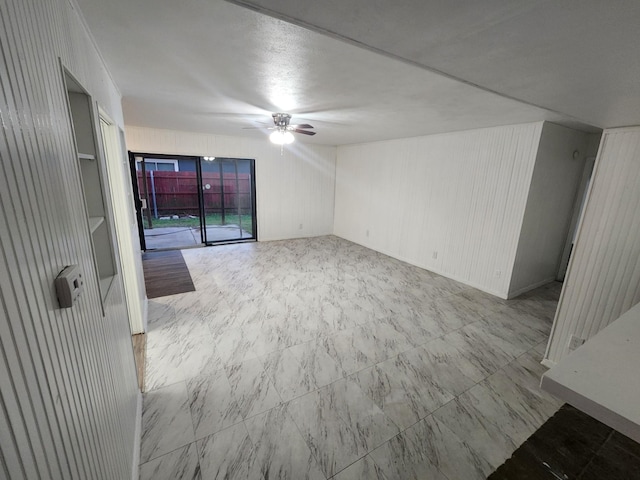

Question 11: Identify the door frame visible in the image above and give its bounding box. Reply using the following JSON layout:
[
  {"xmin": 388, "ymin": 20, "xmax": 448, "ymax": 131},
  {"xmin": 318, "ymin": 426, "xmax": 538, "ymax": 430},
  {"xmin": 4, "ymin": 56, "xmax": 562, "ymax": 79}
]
[
  {"xmin": 129, "ymin": 151, "xmax": 146, "ymax": 251},
  {"xmin": 556, "ymin": 155, "xmax": 596, "ymax": 281}
]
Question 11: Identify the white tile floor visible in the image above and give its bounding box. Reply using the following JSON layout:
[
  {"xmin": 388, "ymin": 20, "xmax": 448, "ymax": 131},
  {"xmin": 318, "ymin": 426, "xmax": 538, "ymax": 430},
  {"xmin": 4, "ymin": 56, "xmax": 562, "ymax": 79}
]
[{"xmin": 139, "ymin": 236, "xmax": 563, "ymax": 480}]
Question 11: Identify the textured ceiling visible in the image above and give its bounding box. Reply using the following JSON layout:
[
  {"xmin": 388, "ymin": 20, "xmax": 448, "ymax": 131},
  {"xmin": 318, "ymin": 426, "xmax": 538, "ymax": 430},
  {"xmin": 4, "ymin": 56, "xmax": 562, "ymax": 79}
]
[
  {"xmin": 228, "ymin": 0, "xmax": 640, "ymax": 130},
  {"xmin": 73, "ymin": 0, "xmax": 639, "ymax": 146}
]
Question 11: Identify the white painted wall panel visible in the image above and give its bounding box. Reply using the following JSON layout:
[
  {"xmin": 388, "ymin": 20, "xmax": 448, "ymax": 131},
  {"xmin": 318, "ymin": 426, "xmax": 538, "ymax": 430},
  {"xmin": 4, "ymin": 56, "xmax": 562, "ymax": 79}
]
[
  {"xmin": 126, "ymin": 126, "xmax": 337, "ymax": 242},
  {"xmin": 100, "ymin": 118, "xmax": 147, "ymax": 334},
  {"xmin": 334, "ymin": 123, "xmax": 543, "ymax": 298},
  {"xmin": 546, "ymin": 127, "xmax": 640, "ymax": 364},
  {"xmin": 508, "ymin": 123, "xmax": 588, "ymax": 297},
  {"xmin": 0, "ymin": 0, "xmax": 139, "ymax": 478}
]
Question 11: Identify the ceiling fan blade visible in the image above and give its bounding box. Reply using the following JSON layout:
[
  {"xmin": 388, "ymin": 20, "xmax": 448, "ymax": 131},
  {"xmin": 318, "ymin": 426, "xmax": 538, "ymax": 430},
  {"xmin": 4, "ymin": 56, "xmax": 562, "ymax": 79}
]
[
  {"xmin": 293, "ymin": 129, "xmax": 316, "ymax": 136},
  {"xmin": 242, "ymin": 126, "xmax": 276, "ymax": 130},
  {"xmin": 289, "ymin": 124, "xmax": 314, "ymax": 129}
]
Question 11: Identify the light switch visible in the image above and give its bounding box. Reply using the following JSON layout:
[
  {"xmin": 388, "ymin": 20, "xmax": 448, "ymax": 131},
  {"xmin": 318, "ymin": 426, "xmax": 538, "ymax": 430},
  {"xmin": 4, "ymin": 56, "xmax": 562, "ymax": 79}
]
[{"xmin": 55, "ymin": 265, "xmax": 84, "ymax": 308}]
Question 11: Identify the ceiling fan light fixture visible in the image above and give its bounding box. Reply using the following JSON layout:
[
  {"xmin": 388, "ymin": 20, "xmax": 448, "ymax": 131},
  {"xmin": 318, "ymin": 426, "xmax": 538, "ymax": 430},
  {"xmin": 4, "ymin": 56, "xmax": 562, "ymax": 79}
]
[
  {"xmin": 269, "ymin": 130, "xmax": 295, "ymax": 145},
  {"xmin": 283, "ymin": 131, "xmax": 295, "ymax": 144},
  {"xmin": 269, "ymin": 130, "xmax": 284, "ymax": 144}
]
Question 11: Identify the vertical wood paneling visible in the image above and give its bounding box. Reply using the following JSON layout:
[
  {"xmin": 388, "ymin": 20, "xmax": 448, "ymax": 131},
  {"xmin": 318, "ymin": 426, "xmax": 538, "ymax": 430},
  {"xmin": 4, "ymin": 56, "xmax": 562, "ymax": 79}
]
[
  {"xmin": 546, "ymin": 127, "xmax": 640, "ymax": 364},
  {"xmin": 334, "ymin": 123, "xmax": 543, "ymax": 298},
  {"xmin": 0, "ymin": 0, "xmax": 139, "ymax": 479},
  {"xmin": 125, "ymin": 126, "xmax": 337, "ymax": 242}
]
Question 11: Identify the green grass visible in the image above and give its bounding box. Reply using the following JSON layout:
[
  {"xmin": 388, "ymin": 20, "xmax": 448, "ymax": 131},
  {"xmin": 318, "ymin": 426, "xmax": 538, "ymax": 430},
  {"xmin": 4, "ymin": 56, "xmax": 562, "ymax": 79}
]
[{"xmin": 145, "ymin": 213, "xmax": 253, "ymax": 231}]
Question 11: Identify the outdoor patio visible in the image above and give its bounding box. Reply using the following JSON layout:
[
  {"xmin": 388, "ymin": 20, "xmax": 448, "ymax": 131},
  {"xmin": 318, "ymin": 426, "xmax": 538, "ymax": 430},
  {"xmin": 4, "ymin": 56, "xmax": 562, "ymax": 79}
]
[{"xmin": 144, "ymin": 225, "xmax": 253, "ymax": 249}]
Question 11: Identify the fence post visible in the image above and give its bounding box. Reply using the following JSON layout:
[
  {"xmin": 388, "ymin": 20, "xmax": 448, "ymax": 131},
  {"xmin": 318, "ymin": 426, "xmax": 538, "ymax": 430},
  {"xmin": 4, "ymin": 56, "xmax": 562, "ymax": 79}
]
[
  {"xmin": 218, "ymin": 160, "xmax": 225, "ymax": 225},
  {"xmin": 150, "ymin": 169, "xmax": 158, "ymax": 219},
  {"xmin": 141, "ymin": 161, "xmax": 153, "ymax": 229},
  {"xmin": 234, "ymin": 160, "xmax": 242, "ymax": 235}
]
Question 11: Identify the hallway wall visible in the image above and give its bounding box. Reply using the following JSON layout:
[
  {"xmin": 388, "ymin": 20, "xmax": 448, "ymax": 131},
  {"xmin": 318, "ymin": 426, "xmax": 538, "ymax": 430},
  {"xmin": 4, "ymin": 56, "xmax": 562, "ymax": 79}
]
[
  {"xmin": 0, "ymin": 0, "xmax": 139, "ymax": 478},
  {"xmin": 508, "ymin": 123, "xmax": 589, "ymax": 297}
]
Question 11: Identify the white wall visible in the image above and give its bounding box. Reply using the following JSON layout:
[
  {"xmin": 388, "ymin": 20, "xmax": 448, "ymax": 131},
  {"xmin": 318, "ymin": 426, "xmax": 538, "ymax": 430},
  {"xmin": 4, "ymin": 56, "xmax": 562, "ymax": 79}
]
[
  {"xmin": 334, "ymin": 123, "xmax": 543, "ymax": 298},
  {"xmin": 0, "ymin": 0, "xmax": 139, "ymax": 478},
  {"xmin": 508, "ymin": 123, "xmax": 589, "ymax": 297},
  {"xmin": 545, "ymin": 126, "xmax": 640, "ymax": 364},
  {"xmin": 125, "ymin": 126, "xmax": 337, "ymax": 241},
  {"xmin": 100, "ymin": 117, "xmax": 147, "ymax": 334}
]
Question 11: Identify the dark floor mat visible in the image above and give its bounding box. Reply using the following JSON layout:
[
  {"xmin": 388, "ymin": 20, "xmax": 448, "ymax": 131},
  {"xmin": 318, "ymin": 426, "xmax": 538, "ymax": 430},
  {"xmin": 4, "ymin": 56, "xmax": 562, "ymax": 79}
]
[
  {"xmin": 488, "ymin": 405, "xmax": 640, "ymax": 480},
  {"xmin": 142, "ymin": 250, "xmax": 195, "ymax": 298}
]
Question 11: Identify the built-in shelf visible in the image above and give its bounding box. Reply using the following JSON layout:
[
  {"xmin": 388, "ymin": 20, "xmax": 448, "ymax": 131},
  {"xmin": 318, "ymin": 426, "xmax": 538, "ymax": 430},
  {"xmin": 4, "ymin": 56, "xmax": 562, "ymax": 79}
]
[
  {"xmin": 88, "ymin": 216, "xmax": 104, "ymax": 233},
  {"xmin": 66, "ymin": 79, "xmax": 117, "ymax": 309}
]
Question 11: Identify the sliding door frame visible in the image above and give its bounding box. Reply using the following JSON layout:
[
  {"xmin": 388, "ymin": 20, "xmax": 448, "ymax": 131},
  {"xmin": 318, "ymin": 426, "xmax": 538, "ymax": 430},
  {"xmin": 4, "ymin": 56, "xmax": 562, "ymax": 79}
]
[{"xmin": 128, "ymin": 152, "xmax": 257, "ymax": 250}]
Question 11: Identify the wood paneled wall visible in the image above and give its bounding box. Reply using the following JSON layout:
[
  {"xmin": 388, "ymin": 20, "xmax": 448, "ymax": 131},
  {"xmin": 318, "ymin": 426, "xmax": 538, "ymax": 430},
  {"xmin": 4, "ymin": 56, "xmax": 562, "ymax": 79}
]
[
  {"xmin": 546, "ymin": 126, "xmax": 640, "ymax": 364},
  {"xmin": 334, "ymin": 123, "xmax": 543, "ymax": 298},
  {"xmin": 125, "ymin": 126, "xmax": 337, "ymax": 242},
  {"xmin": 0, "ymin": 0, "xmax": 139, "ymax": 478}
]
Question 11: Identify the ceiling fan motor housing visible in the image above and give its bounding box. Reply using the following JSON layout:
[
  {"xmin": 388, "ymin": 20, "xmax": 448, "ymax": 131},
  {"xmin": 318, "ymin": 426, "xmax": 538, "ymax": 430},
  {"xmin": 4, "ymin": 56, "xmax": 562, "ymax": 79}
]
[
  {"xmin": 272, "ymin": 113, "xmax": 291, "ymax": 128},
  {"xmin": 268, "ymin": 113, "xmax": 316, "ymax": 137}
]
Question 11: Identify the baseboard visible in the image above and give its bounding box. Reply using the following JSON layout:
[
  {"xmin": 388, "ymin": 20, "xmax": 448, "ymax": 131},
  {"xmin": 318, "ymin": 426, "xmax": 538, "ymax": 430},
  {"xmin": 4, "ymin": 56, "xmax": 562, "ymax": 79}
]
[
  {"xmin": 142, "ymin": 296, "xmax": 149, "ymax": 333},
  {"xmin": 332, "ymin": 234, "xmax": 510, "ymax": 299},
  {"xmin": 258, "ymin": 232, "xmax": 333, "ymax": 242},
  {"xmin": 541, "ymin": 358, "xmax": 557, "ymax": 369},
  {"xmin": 507, "ymin": 277, "xmax": 557, "ymax": 299},
  {"xmin": 131, "ymin": 390, "xmax": 143, "ymax": 480}
]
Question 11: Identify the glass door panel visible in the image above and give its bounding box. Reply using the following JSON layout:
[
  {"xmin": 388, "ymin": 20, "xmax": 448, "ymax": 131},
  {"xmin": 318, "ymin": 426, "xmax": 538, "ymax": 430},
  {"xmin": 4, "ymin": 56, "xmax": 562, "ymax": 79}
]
[
  {"xmin": 201, "ymin": 158, "xmax": 256, "ymax": 243},
  {"xmin": 135, "ymin": 155, "xmax": 204, "ymax": 249}
]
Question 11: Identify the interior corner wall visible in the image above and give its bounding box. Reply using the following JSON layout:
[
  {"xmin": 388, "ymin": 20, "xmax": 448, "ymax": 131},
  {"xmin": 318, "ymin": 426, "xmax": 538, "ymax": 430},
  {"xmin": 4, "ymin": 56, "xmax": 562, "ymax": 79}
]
[
  {"xmin": 125, "ymin": 126, "xmax": 337, "ymax": 242},
  {"xmin": 507, "ymin": 123, "xmax": 589, "ymax": 298},
  {"xmin": 545, "ymin": 126, "xmax": 640, "ymax": 365},
  {"xmin": 0, "ymin": 0, "xmax": 139, "ymax": 479},
  {"xmin": 334, "ymin": 122, "xmax": 543, "ymax": 298}
]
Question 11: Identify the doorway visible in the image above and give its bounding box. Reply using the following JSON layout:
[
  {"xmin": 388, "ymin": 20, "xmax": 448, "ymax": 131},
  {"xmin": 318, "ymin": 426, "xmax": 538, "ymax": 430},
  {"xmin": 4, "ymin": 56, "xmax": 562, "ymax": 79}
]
[
  {"xmin": 130, "ymin": 153, "xmax": 257, "ymax": 250},
  {"xmin": 556, "ymin": 155, "xmax": 596, "ymax": 281}
]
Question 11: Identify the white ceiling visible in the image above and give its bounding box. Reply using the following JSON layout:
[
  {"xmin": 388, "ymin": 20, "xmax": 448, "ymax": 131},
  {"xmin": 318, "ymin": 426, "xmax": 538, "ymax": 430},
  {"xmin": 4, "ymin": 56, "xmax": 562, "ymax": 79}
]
[{"xmin": 75, "ymin": 0, "xmax": 640, "ymax": 146}]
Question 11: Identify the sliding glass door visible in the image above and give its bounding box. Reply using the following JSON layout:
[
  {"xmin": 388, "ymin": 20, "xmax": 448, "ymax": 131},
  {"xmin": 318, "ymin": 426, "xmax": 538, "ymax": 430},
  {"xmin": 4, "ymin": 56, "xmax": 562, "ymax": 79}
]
[
  {"xmin": 201, "ymin": 158, "xmax": 256, "ymax": 244},
  {"xmin": 130, "ymin": 153, "xmax": 256, "ymax": 250}
]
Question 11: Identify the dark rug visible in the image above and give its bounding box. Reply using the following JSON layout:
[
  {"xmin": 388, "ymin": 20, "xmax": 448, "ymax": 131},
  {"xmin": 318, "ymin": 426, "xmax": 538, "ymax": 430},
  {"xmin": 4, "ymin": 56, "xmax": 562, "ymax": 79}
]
[
  {"xmin": 142, "ymin": 250, "xmax": 195, "ymax": 298},
  {"xmin": 488, "ymin": 404, "xmax": 640, "ymax": 479}
]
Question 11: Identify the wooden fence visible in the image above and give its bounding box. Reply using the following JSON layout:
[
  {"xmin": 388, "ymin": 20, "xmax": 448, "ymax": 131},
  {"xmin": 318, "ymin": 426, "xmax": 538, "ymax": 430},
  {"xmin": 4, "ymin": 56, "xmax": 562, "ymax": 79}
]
[{"xmin": 137, "ymin": 171, "xmax": 252, "ymax": 217}]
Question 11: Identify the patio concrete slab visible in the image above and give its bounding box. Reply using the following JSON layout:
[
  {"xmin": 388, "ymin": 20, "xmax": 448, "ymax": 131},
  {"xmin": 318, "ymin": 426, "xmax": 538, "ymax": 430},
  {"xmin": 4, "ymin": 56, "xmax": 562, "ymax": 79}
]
[{"xmin": 144, "ymin": 225, "xmax": 252, "ymax": 249}]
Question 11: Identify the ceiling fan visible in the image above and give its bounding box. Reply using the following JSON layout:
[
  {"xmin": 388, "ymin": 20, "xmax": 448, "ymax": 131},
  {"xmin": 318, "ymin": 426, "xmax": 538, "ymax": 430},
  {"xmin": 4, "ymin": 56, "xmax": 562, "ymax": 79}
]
[{"xmin": 247, "ymin": 113, "xmax": 316, "ymax": 144}]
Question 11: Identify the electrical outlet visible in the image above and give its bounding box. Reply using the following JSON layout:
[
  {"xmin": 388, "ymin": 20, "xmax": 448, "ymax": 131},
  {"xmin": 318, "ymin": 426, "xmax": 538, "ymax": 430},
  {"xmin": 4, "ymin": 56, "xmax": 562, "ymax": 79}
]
[
  {"xmin": 366, "ymin": 229, "xmax": 369, "ymax": 237},
  {"xmin": 432, "ymin": 251, "xmax": 438, "ymax": 260},
  {"xmin": 495, "ymin": 270, "xmax": 501, "ymax": 278},
  {"xmin": 568, "ymin": 335, "xmax": 585, "ymax": 351},
  {"xmin": 299, "ymin": 223, "xmax": 303, "ymax": 230}
]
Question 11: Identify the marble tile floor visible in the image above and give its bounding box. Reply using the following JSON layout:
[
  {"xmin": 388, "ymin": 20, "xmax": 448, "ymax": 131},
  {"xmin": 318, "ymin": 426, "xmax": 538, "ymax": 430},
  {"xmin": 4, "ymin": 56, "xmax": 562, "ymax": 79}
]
[{"xmin": 139, "ymin": 235, "xmax": 563, "ymax": 480}]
